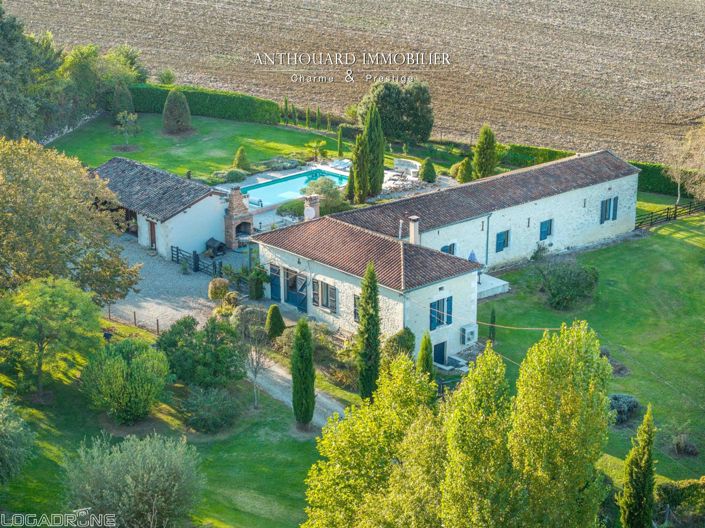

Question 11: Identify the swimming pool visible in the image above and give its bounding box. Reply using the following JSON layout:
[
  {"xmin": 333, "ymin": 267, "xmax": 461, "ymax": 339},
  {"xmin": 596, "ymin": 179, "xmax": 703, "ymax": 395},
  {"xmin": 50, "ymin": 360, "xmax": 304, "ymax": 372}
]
[{"xmin": 242, "ymin": 168, "xmax": 348, "ymax": 208}]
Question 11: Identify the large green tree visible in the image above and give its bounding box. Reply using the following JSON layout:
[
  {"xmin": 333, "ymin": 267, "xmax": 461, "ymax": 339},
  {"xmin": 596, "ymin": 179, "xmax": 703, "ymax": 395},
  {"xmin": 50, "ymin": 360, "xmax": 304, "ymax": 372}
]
[
  {"xmin": 442, "ymin": 344, "xmax": 520, "ymax": 528},
  {"xmin": 403, "ymin": 81, "xmax": 434, "ymax": 143},
  {"xmin": 618, "ymin": 404, "xmax": 655, "ymax": 528},
  {"xmin": 508, "ymin": 321, "xmax": 611, "ymax": 528},
  {"xmin": 303, "ymin": 356, "xmax": 436, "ymax": 528},
  {"xmin": 364, "ymin": 103, "xmax": 385, "ymax": 196},
  {"xmin": 291, "ymin": 318, "xmax": 315, "ymax": 428},
  {"xmin": 472, "ymin": 124, "xmax": 498, "ymax": 179},
  {"xmin": 0, "ymin": 139, "xmax": 141, "ymax": 302},
  {"xmin": 356, "ymin": 261, "xmax": 381, "ymax": 399},
  {"xmin": 2, "ymin": 278, "xmax": 101, "ymax": 395}
]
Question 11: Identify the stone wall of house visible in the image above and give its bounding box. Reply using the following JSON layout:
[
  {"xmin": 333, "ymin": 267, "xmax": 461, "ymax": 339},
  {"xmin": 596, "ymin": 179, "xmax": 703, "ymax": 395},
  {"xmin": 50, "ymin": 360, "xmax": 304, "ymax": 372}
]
[
  {"xmin": 413, "ymin": 173, "xmax": 638, "ymax": 268},
  {"xmin": 404, "ymin": 271, "xmax": 479, "ymax": 360},
  {"xmin": 258, "ymin": 245, "xmax": 405, "ymax": 337}
]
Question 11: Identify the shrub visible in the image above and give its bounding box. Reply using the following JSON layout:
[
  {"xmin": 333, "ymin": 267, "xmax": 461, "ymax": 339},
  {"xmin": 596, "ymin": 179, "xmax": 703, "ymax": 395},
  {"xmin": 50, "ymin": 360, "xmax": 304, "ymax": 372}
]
[
  {"xmin": 131, "ymin": 83, "xmax": 279, "ymax": 124},
  {"xmin": 82, "ymin": 339, "xmax": 169, "ymax": 424},
  {"xmin": 672, "ymin": 432, "xmax": 699, "ymax": 457},
  {"xmin": 656, "ymin": 477, "xmax": 705, "ymax": 526},
  {"xmin": 66, "ymin": 434, "xmax": 203, "ymax": 526},
  {"xmin": 455, "ymin": 157, "xmax": 474, "ymax": 183},
  {"xmin": 112, "ymin": 81, "xmax": 134, "ymax": 123},
  {"xmin": 536, "ymin": 259, "xmax": 599, "ymax": 310},
  {"xmin": 609, "ymin": 393, "xmax": 640, "ymax": 425},
  {"xmin": 419, "ymin": 157, "xmax": 437, "ymax": 183},
  {"xmin": 156, "ymin": 316, "xmax": 245, "ymax": 387},
  {"xmin": 157, "ymin": 68, "xmax": 176, "ymax": 85},
  {"xmin": 265, "ymin": 304, "xmax": 286, "ymax": 340},
  {"xmin": 500, "ymin": 143, "xmax": 574, "ymax": 168},
  {"xmin": 214, "ymin": 291, "xmax": 239, "ymax": 318},
  {"xmin": 381, "ymin": 327, "xmax": 416, "ymax": 359},
  {"xmin": 208, "ymin": 277, "xmax": 230, "ymax": 303},
  {"xmin": 183, "ymin": 387, "xmax": 237, "ymax": 433},
  {"xmin": 233, "ymin": 146, "xmax": 250, "ymax": 171},
  {"xmin": 210, "ymin": 168, "xmax": 249, "ymax": 184},
  {"xmin": 0, "ymin": 391, "xmax": 35, "ymax": 485},
  {"xmin": 274, "ymin": 321, "xmax": 334, "ymax": 360},
  {"xmin": 162, "ymin": 89, "xmax": 192, "ymax": 134},
  {"xmin": 339, "ymin": 123, "xmax": 363, "ymax": 140}
]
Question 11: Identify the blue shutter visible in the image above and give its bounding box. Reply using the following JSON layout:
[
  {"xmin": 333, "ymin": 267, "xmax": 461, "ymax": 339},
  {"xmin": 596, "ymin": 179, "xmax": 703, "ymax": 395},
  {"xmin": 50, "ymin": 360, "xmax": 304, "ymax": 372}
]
[
  {"xmin": 429, "ymin": 301, "xmax": 437, "ymax": 330},
  {"xmin": 495, "ymin": 232, "xmax": 503, "ymax": 252},
  {"xmin": 449, "ymin": 243, "xmax": 456, "ymax": 255},
  {"xmin": 612, "ymin": 196, "xmax": 618, "ymax": 220},
  {"xmin": 599, "ymin": 200, "xmax": 606, "ymax": 224},
  {"xmin": 446, "ymin": 297, "xmax": 453, "ymax": 325}
]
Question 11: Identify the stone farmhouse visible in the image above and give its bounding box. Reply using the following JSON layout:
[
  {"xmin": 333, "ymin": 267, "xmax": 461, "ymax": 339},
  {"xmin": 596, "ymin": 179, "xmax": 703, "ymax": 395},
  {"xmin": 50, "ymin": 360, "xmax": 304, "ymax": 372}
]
[
  {"xmin": 97, "ymin": 158, "xmax": 253, "ymax": 258},
  {"xmin": 253, "ymin": 150, "xmax": 640, "ymax": 363}
]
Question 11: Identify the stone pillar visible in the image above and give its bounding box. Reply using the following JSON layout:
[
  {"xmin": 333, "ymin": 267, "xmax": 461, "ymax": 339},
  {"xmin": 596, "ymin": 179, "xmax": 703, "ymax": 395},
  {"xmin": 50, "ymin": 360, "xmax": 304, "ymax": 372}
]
[
  {"xmin": 304, "ymin": 194, "xmax": 320, "ymax": 221},
  {"xmin": 409, "ymin": 215, "xmax": 420, "ymax": 244},
  {"xmin": 224, "ymin": 188, "xmax": 254, "ymax": 249}
]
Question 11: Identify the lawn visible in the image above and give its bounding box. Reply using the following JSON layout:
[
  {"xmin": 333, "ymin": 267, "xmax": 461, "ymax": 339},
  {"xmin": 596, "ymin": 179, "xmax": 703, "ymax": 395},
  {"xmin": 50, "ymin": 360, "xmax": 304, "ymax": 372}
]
[
  {"xmin": 49, "ymin": 114, "xmax": 341, "ymax": 182},
  {"xmin": 637, "ymin": 191, "xmax": 681, "ymax": 215},
  {"xmin": 479, "ymin": 214, "xmax": 705, "ymax": 484},
  {"xmin": 0, "ymin": 323, "xmax": 318, "ymax": 528}
]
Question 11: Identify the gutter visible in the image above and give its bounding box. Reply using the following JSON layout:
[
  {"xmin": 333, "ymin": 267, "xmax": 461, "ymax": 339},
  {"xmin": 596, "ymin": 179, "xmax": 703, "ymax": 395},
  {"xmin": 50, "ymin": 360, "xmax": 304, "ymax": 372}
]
[{"xmin": 484, "ymin": 212, "xmax": 492, "ymax": 267}]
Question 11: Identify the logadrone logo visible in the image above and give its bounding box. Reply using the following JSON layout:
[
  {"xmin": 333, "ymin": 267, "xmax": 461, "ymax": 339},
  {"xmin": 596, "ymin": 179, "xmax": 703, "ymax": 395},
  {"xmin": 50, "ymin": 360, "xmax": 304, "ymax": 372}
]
[{"xmin": 0, "ymin": 508, "xmax": 116, "ymax": 527}]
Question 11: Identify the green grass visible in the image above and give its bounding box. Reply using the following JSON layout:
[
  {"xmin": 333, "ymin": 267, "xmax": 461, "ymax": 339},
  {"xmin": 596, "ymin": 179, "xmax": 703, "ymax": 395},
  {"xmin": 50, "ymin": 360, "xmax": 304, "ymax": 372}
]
[
  {"xmin": 0, "ymin": 334, "xmax": 317, "ymax": 527},
  {"xmin": 479, "ymin": 214, "xmax": 705, "ymax": 484},
  {"xmin": 637, "ymin": 191, "xmax": 680, "ymax": 215},
  {"xmin": 49, "ymin": 114, "xmax": 342, "ymax": 182}
]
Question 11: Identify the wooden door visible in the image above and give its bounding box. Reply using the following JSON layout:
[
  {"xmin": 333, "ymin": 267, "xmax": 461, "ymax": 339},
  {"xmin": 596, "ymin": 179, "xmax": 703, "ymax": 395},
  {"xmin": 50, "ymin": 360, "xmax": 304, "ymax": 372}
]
[{"xmin": 148, "ymin": 220, "xmax": 156, "ymax": 249}]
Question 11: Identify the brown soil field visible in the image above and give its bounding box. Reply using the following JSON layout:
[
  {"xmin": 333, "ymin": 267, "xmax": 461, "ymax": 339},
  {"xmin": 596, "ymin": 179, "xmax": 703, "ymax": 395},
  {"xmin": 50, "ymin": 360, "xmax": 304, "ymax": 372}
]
[{"xmin": 7, "ymin": 0, "xmax": 705, "ymax": 161}]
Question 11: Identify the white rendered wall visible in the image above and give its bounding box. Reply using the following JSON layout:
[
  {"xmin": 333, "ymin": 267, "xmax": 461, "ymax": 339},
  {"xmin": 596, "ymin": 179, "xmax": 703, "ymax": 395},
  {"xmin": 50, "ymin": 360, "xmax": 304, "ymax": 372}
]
[{"xmin": 414, "ymin": 173, "xmax": 638, "ymax": 268}]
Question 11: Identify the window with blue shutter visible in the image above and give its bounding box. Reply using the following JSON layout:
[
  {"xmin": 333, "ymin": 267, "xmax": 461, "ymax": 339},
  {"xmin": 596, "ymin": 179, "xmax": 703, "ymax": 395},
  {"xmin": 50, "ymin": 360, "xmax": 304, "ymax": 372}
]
[
  {"xmin": 446, "ymin": 297, "xmax": 453, "ymax": 325},
  {"xmin": 539, "ymin": 219, "xmax": 553, "ymax": 241},
  {"xmin": 612, "ymin": 196, "xmax": 618, "ymax": 220},
  {"xmin": 429, "ymin": 297, "xmax": 453, "ymax": 330},
  {"xmin": 440, "ymin": 243, "xmax": 457, "ymax": 255},
  {"xmin": 495, "ymin": 230, "xmax": 509, "ymax": 252},
  {"xmin": 600, "ymin": 197, "xmax": 618, "ymax": 224}
]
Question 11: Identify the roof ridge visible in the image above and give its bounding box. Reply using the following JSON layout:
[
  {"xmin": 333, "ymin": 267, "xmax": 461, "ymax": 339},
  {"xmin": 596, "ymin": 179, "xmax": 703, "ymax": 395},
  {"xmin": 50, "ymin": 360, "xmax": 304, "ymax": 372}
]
[
  {"xmin": 103, "ymin": 157, "xmax": 212, "ymax": 189},
  {"xmin": 325, "ymin": 215, "xmax": 402, "ymax": 242}
]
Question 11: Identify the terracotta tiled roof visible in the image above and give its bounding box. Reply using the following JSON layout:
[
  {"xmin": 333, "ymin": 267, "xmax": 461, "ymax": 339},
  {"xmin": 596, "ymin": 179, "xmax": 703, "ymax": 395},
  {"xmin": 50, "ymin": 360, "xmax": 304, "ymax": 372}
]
[
  {"xmin": 253, "ymin": 217, "xmax": 480, "ymax": 291},
  {"xmin": 96, "ymin": 158, "xmax": 222, "ymax": 222},
  {"xmin": 332, "ymin": 150, "xmax": 639, "ymax": 238}
]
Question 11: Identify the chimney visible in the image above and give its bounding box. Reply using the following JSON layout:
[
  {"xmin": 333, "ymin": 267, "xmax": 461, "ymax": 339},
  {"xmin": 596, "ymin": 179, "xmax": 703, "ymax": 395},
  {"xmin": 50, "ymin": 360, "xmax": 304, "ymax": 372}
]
[
  {"xmin": 408, "ymin": 215, "xmax": 420, "ymax": 244},
  {"xmin": 224, "ymin": 188, "xmax": 254, "ymax": 250},
  {"xmin": 304, "ymin": 194, "xmax": 320, "ymax": 221}
]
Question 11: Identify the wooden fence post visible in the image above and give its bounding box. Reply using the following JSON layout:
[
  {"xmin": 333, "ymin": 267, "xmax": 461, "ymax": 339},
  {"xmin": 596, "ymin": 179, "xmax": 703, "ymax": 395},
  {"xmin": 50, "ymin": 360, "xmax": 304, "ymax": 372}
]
[
  {"xmin": 192, "ymin": 251, "xmax": 200, "ymax": 272},
  {"xmin": 156, "ymin": 318, "xmax": 160, "ymax": 335},
  {"xmin": 133, "ymin": 311, "xmax": 137, "ymax": 326}
]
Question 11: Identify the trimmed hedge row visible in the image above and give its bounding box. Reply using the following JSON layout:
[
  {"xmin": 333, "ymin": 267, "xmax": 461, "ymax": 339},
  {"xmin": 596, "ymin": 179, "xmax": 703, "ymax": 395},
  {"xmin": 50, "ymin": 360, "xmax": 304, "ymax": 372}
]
[
  {"xmin": 499, "ymin": 143, "xmax": 679, "ymax": 196},
  {"xmin": 130, "ymin": 83, "xmax": 279, "ymax": 124}
]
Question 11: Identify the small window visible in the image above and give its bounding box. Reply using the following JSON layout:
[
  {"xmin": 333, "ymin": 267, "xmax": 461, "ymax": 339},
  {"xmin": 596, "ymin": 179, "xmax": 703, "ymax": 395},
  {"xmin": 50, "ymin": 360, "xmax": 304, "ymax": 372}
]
[
  {"xmin": 440, "ymin": 243, "xmax": 456, "ymax": 255},
  {"xmin": 600, "ymin": 197, "xmax": 618, "ymax": 224},
  {"xmin": 481, "ymin": 220, "xmax": 484, "ymax": 231},
  {"xmin": 495, "ymin": 230, "xmax": 510, "ymax": 253},
  {"xmin": 539, "ymin": 219, "xmax": 553, "ymax": 241},
  {"xmin": 312, "ymin": 279, "xmax": 337, "ymax": 313},
  {"xmin": 527, "ymin": 217, "xmax": 531, "ymax": 228},
  {"xmin": 429, "ymin": 296, "xmax": 453, "ymax": 330},
  {"xmin": 353, "ymin": 295, "xmax": 360, "ymax": 323}
]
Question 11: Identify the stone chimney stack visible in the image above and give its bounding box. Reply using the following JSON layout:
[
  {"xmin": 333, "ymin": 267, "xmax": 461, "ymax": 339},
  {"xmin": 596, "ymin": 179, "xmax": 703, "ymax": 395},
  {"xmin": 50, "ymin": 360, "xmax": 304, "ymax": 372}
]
[
  {"xmin": 224, "ymin": 188, "xmax": 254, "ymax": 249},
  {"xmin": 304, "ymin": 194, "xmax": 320, "ymax": 221},
  {"xmin": 409, "ymin": 215, "xmax": 420, "ymax": 244}
]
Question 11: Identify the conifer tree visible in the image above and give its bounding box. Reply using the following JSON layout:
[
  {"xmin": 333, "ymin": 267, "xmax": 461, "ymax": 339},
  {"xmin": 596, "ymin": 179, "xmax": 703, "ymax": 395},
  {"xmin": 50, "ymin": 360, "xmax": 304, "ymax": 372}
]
[
  {"xmin": 419, "ymin": 157, "xmax": 437, "ymax": 183},
  {"xmin": 352, "ymin": 133, "xmax": 370, "ymax": 204},
  {"xmin": 291, "ymin": 318, "xmax": 315, "ymax": 428},
  {"xmin": 232, "ymin": 146, "xmax": 250, "ymax": 171},
  {"xmin": 283, "ymin": 96, "xmax": 289, "ymax": 124},
  {"xmin": 292, "ymin": 104, "xmax": 298, "ymax": 125},
  {"xmin": 305, "ymin": 106, "xmax": 310, "ymax": 128},
  {"xmin": 618, "ymin": 405, "xmax": 655, "ymax": 528},
  {"xmin": 488, "ymin": 307, "xmax": 496, "ymax": 342},
  {"xmin": 416, "ymin": 331, "xmax": 434, "ymax": 380},
  {"xmin": 357, "ymin": 261, "xmax": 381, "ymax": 399},
  {"xmin": 162, "ymin": 89, "xmax": 191, "ymax": 134},
  {"xmin": 316, "ymin": 106, "xmax": 321, "ymax": 129},
  {"xmin": 473, "ymin": 124, "xmax": 498, "ymax": 179},
  {"xmin": 337, "ymin": 126, "xmax": 343, "ymax": 157},
  {"xmin": 364, "ymin": 103, "xmax": 385, "ymax": 196},
  {"xmin": 264, "ymin": 304, "xmax": 285, "ymax": 340},
  {"xmin": 456, "ymin": 157, "xmax": 474, "ymax": 183},
  {"xmin": 346, "ymin": 163, "xmax": 356, "ymax": 202},
  {"xmin": 326, "ymin": 113, "xmax": 331, "ymax": 132}
]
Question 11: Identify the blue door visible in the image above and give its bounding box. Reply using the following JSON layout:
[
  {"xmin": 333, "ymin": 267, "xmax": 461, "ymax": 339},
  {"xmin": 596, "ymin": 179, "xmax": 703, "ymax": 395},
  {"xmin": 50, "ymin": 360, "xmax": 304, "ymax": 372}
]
[
  {"xmin": 433, "ymin": 342, "xmax": 447, "ymax": 365},
  {"xmin": 285, "ymin": 268, "xmax": 307, "ymax": 313},
  {"xmin": 269, "ymin": 265, "xmax": 281, "ymax": 301}
]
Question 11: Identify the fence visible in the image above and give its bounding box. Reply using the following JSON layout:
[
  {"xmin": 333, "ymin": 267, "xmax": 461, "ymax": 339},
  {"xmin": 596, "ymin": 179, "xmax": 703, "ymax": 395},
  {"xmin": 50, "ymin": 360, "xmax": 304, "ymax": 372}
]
[
  {"xmin": 635, "ymin": 201, "xmax": 705, "ymax": 228},
  {"xmin": 170, "ymin": 245, "xmax": 223, "ymax": 277}
]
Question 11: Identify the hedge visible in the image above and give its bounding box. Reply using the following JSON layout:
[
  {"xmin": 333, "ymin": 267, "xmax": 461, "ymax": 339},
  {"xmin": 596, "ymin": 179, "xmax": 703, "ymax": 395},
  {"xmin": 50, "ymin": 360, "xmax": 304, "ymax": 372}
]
[
  {"xmin": 338, "ymin": 123, "xmax": 363, "ymax": 140},
  {"xmin": 499, "ymin": 143, "xmax": 679, "ymax": 197},
  {"xmin": 130, "ymin": 83, "xmax": 279, "ymax": 124}
]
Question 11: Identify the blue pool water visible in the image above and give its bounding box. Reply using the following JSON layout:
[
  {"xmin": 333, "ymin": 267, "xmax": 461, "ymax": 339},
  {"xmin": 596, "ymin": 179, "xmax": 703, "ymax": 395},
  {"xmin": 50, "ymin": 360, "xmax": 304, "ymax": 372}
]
[{"xmin": 242, "ymin": 169, "xmax": 348, "ymax": 208}]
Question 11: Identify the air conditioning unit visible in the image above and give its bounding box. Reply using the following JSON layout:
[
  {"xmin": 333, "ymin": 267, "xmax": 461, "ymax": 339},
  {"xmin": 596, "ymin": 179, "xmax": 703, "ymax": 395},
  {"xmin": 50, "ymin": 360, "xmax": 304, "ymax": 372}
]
[{"xmin": 460, "ymin": 323, "xmax": 479, "ymax": 345}]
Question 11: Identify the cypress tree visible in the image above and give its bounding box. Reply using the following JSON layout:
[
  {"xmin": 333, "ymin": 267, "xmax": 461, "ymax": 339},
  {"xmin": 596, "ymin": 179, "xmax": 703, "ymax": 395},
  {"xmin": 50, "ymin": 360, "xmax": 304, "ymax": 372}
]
[
  {"xmin": 162, "ymin": 89, "xmax": 191, "ymax": 134},
  {"xmin": 419, "ymin": 157, "xmax": 437, "ymax": 183},
  {"xmin": 283, "ymin": 96, "xmax": 289, "ymax": 124},
  {"xmin": 112, "ymin": 81, "xmax": 134, "ymax": 124},
  {"xmin": 416, "ymin": 331, "xmax": 434, "ymax": 380},
  {"xmin": 357, "ymin": 261, "xmax": 381, "ymax": 399},
  {"xmin": 473, "ymin": 124, "xmax": 498, "ymax": 179},
  {"xmin": 364, "ymin": 103, "xmax": 385, "ymax": 196},
  {"xmin": 489, "ymin": 307, "xmax": 496, "ymax": 342},
  {"xmin": 346, "ymin": 163, "xmax": 356, "ymax": 202},
  {"xmin": 316, "ymin": 106, "xmax": 321, "ymax": 130},
  {"xmin": 305, "ymin": 107, "xmax": 310, "ymax": 128},
  {"xmin": 457, "ymin": 157, "xmax": 474, "ymax": 183},
  {"xmin": 618, "ymin": 405, "xmax": 655, "ymax": 528},
  {"xmin": 326, "ymin": 113, "xmax": 331, "ymax": 132},
  {"xmin": 337, "ymin": 126, "xmax": 343, "ymax": 157},
  {"xmin": 265, "ymin": 304, "xmax": 285, "ymax": 340},
  {"xmin": 291, "ymin": 318, "xmax": 315, "ymax": 428},
  {"xmin": 233, "ymin": 146, "xmax": 250, "ymax": 171},
  {"xmin": 352, "ymin": 133, "xmax": 370, "ymax": 204},
  {"xmin": 292, "ymin": 104, "xmax": 298, "ymax": 125}
]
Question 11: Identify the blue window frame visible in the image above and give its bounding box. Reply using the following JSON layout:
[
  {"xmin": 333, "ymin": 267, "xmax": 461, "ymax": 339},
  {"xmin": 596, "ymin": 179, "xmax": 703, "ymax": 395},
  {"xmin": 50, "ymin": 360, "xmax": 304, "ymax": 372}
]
[
  {"xmin": 440, "ymin": 243, "xmax": 456, "ymax": 255},
  {"xmin": 429, "ymin": 296, "xmax": 453, "ymax": 330},
  {"xmin": 495, "ymin": 230, "xmax": 509, "ymax": 253},
  {"xmin": 612, "ymin": 196, "xmax": 618, "ymax": 220},
  {"xmin": 539, "ymin": 219, "xmax": 553, "ymax": 241}
]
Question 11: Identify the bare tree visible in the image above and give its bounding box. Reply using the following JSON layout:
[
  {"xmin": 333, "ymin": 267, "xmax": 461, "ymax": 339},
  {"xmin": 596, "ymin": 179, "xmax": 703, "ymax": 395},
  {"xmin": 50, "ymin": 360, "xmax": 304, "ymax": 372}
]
[
  {"xmin": 233, "ymin": 306, "xmax": 273, "ymax": 408},
  {"xmin": 665, "ymin": 126, "xmax": 705, "ymax": 204}
]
